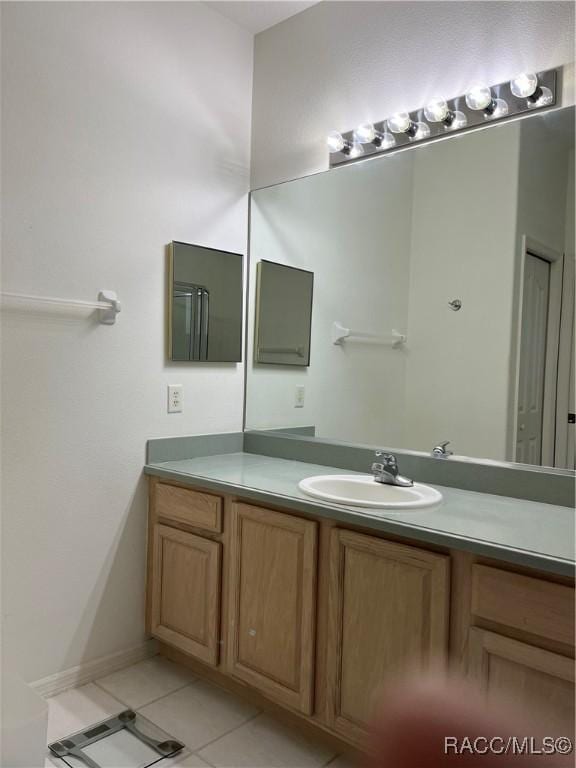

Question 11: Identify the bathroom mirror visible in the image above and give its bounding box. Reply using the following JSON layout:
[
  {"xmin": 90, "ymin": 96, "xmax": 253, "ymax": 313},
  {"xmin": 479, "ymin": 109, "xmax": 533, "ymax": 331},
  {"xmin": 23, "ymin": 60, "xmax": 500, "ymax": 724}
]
[
  {"xmin": 168, "ymin": 241, "xmax": 243, "ymax": 362},
  {"xmin": 245, "ymin": 106, "xmax": 575, "ymax": 470},
  {"xmin": 254, "ymin": 261, "xmax": 313, "ymax": 366}
]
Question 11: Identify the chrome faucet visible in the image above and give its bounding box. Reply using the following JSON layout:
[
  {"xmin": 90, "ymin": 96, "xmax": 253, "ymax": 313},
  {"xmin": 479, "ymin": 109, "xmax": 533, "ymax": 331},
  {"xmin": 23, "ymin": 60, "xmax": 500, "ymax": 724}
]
[
  {"xmin": 371, "ymin": 451, "xmax": 413, "ymax": 487},
  {"xmin": 432, "ymin": 441, "xmax": 453, "ymax": 458}
]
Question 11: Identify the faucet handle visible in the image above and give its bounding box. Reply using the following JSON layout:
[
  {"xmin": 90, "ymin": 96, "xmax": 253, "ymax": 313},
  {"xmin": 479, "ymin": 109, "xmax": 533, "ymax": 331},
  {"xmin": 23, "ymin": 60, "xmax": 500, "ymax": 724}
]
[
  {"xmin": 432, "ymin": 441, "xmax": 453, "ymax": 457},
  {"xmin": 375, "ymin": 451, "xmax": 397, "ymax": 468}
]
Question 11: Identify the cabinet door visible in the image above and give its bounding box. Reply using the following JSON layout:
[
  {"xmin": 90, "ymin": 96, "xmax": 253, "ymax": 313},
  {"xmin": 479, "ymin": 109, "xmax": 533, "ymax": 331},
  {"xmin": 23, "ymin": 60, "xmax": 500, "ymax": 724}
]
[
  {"xmin": 469, "ymin": 628, "xmax": 575, "ymax": 737},
  {"xmin": 226, "ymin": 503, "xmax": 317, "ymax": 714},
  {"xmin": 326, "ymin": 529, "xmax": 449, "ymax": 743},
  {"xmin": 150, "ymin": 524, "xmax": 221, "ymax": 666}
]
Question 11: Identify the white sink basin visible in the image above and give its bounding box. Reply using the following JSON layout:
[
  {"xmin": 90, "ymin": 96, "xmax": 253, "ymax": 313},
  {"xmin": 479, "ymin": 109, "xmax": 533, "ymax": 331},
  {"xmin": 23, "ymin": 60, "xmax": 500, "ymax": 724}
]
[{"xmin": 298, "ymin": 474, "xmax": 442, "ymax": 510}]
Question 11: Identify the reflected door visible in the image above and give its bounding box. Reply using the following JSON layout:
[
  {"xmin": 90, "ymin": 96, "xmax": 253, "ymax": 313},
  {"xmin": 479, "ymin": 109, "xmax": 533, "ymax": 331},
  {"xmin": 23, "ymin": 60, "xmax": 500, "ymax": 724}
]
[{"xmin": 516, "ymin": 254, "xmax": 550, "ymax": 464}]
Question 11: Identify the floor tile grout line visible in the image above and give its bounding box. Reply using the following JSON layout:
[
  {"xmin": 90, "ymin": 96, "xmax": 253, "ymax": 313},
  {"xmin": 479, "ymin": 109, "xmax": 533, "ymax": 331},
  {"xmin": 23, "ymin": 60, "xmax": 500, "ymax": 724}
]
[
  {"xmin": 195, "ymin": 710, "xmax": 263, "ymax": 756},
  {"xmin": 86, "ymin": 679, "xmax": 140, "ymax": 710},
  {"xmin": 323, "ymin": 755, "xmax": 346, "ymax": 768},
  {"xmin": 93, "ymin": 677, "xmax": 198, "ymax": 712},
  {"xmin": 192, "ymin": 749, "xmax": 217, "ymax": 767}
]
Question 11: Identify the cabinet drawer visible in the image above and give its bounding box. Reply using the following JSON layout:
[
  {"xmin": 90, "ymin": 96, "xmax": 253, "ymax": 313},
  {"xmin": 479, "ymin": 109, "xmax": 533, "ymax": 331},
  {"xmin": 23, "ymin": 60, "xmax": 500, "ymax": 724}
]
[
  {"xmin": 155, "ymin": 482, "xmax": 222, "ymax": 533},
  {"xmin": 471, "ymin": 565, "xmax": 574, "ymax": 647}
]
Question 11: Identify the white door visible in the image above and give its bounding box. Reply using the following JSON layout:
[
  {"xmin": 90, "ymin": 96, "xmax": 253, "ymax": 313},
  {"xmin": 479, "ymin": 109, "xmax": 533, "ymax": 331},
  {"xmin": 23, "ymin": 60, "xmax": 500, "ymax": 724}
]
[
  {"xmin": 555, "ymin": 254, "xmax": 575, "ymax": 470},
  {"xmin": 516, "ymin": 254, "xmax": 550, "ymax": 464},
  {"xmin": 564, "ymin": 319, "xmax": 575, "ymax": 470}
]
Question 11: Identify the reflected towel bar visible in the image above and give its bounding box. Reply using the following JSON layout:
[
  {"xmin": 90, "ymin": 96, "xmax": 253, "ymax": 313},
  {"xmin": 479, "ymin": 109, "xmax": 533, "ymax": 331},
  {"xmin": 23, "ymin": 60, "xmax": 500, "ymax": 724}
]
[
  {"xmin": 259, "ymin": 345, "xmax": 305, "ymax": 357},
  {"xmin": 0, "ymin": 290, "xmax": 121, "ymax": 324},
  {"xmin": 332, "ymin": 321, "xmax": 406, "ymax": 348}
]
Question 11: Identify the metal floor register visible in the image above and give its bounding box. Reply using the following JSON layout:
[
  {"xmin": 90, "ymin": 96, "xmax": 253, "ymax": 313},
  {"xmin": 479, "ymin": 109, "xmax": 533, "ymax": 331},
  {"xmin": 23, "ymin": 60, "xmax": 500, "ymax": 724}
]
[{"xmin": 48, "ymin": 710, "xmax": 184, "ymax": 768}]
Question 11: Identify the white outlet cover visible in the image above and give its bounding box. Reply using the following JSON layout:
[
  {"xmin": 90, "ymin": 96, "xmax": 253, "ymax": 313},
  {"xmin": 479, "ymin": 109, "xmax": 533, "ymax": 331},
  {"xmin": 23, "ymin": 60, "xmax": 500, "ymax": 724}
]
[{"xmin": 167, "ymin": 384, "xmax": 183, "ymax": 413}]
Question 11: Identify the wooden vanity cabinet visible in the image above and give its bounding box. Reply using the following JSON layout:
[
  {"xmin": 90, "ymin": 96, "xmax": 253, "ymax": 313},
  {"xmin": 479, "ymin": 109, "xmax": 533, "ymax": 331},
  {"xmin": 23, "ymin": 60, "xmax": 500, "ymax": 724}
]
[
  {"xmin": 325, "ymin": 529, "xmax": 450, "ymax": 743},
  {"xmin": 457, "ymin": 560, "xmax": 575, "ymax": 739},
  {"xmin": 147, "ymin": 477, "xmax": 574, "ymax": 751},
  {"xmin": 225, "ymin": 503, "xmax": 318, "ymax": 714}
]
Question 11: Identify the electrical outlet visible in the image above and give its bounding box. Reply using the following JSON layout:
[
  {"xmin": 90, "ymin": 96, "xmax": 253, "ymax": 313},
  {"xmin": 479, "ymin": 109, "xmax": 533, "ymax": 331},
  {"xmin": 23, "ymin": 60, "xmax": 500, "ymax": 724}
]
[
  {"xmin": 167, "ymin": 384, "xmax": 183, "ymax": 413},
  {"xmin": 295, "ymin": 385, "xmax": 305, "ymax": 408}
]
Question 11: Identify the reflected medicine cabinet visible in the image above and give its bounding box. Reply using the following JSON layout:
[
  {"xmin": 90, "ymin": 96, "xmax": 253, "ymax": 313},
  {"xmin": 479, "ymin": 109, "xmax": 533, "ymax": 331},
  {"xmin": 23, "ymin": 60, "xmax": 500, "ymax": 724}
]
[
  {"xmin": 168, "ymin": 241, "xmax": 243, "ymax": 362},
  {"xmin": 254, "ymin": 260, "xmax": 314, "ymax": 366}
]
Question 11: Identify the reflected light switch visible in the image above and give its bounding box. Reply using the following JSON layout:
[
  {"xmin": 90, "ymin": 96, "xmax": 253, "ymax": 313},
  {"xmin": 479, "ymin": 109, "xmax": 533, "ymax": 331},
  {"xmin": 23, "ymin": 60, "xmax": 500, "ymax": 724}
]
[{"xmin": 295, "ymin": 385, "xmax": 305, "ymax": 408}]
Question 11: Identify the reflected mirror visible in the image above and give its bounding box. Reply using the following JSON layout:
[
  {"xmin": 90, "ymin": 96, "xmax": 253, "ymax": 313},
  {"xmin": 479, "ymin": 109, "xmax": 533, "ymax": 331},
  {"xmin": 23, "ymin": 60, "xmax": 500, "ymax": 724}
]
[
  {"xmin": 168, "ymin": 241, "xmax": 243, "ymax": 362},
  {"xmin": 255, "ymin": 261, "xmax": 313, "ymax": 366},
  {"xmin": 245, "ymin": 106, "xmax": 575, "ymax": 469}
]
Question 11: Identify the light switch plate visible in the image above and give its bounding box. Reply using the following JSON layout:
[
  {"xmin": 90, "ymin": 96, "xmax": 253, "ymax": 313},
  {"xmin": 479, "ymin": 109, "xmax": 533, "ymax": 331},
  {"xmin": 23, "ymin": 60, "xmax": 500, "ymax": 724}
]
[{"xmin": 167, "ymin": 384, "xmax": 183, "ymax": 413}]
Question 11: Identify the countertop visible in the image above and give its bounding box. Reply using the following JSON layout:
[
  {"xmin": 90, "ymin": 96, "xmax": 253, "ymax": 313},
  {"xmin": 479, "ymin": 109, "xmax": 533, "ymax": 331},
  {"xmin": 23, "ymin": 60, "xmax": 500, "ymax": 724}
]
[{"xmin": 145, "ymin": 452, "xmax": 575, "ymax": 577}]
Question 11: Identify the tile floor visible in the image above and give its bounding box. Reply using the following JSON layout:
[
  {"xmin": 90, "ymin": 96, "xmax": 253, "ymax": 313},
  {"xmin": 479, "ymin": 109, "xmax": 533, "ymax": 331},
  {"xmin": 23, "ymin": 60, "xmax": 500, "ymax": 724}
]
[{"xmin": 44, "ymin": 656, "xmax": 357, "ymax": 768}]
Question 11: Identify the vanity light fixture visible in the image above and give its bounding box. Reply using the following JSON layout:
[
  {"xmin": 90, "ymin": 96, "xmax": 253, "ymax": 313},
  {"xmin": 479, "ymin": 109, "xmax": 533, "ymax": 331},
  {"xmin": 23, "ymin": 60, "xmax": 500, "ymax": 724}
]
[
  {"xmin": 387, "ymin": 113, "xmax": 430, "ymax": 142},
  {"xmin": 465, "ymin": 85, "xmax": 508, "ymax": 119},
  {"xmin": 327, "ymin": 131, "xmax": 350, "ymax": 153},
  {"xmin": 354, "ymin": 123, "xmax": 396, "ymax": 149},
  {"xmin": 387, "ymin": 112, "xmax": 414, "ymax": 135},
  {"xmin": 510, "ymin": 72, "xmax": 554, "ymax": 108},
  {"xmin": 327, "ymin": 131, "xmax": 364, "ymax": 158},
  {"xmin": 424, "ymin": 97, "xmax": 468, "ymax": 130},
  {"xmin": 327, "ymin": 66, "xmax": 558, "ymax": 168}
]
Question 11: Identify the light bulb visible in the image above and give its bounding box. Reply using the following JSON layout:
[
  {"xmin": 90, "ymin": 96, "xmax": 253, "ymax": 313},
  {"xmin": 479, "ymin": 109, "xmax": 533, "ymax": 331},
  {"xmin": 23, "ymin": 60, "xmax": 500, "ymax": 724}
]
[
  {"xmin": 380, "ymin": 133, "xmax": 396, "ymax": 150},
  {"xmin": 409, "ymin": 122, "xmax": 430, "ymax": 141},
  {"xmin": 510, "ymin": 72, "xmax": 538, "ymax": 99},
  {"xmin": 465, "ymin": 85, "xmax": 493, "ymax": 111},
  {"xmin": 424, "ymin": 97, "xmax": 450, "ymax": 123},
  {"xmin": 445, "ymin": 111, "xmax": 467, "ymax": 130},
  {"xmin": 326, "ymin": 131, "xmax": 346, "ymax": 153},
  {"xmin": 354, "ymin": 123, "xmax": 376, "ymax": 143},
  {"xmin": 528, "ymin": 86, "xmax": 553, "ymax": 107},
  {"xmin": 348, "ymin": 142, "xmax": 364, "ymax": 159},
  {"xmin": 488, "ymin": 98, "xmax": 508, "ymax": 119},
  {"xmin": 387, "ymin": 113, "xmax": 412, "ymax": 134}
]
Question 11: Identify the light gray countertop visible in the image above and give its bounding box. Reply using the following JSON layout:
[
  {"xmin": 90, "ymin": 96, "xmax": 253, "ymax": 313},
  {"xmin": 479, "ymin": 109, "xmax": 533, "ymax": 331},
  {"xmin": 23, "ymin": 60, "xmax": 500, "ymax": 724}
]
[{"xmin": 144, "ymin": 452, "xmax": 575, "ymax": 577}]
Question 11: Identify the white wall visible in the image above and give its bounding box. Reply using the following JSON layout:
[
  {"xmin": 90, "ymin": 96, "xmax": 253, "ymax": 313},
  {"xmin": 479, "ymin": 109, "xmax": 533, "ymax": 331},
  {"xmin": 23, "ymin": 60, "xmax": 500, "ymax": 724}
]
[
  {"xmin": 1, "ymin": 1, "xmax": 253, "ymax": 682},
  {"xmin": 251, "ymin": 1, "xmax": 575, "ymax": 188},
  {"xmin": 516, "ymin": 116, "xmax": 571, "ymax": 254},
  {"xmin": 403, "ymin": 124, "xmax": 521, "ymax": 460},
  {"xmin": 246, "ymin": 152, "xmax": 414, "ymax": 445}
]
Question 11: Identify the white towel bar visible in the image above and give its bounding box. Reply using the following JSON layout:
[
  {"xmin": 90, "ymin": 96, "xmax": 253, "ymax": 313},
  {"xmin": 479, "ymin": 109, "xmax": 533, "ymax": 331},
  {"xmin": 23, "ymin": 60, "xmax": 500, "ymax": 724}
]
[
  {"xmin": 332, "ymin": 321, "xmax": 406, "ymax": 348},
  {"xmin": 0, "ymin": 290, "xmax": 121, "ymax": 324}
]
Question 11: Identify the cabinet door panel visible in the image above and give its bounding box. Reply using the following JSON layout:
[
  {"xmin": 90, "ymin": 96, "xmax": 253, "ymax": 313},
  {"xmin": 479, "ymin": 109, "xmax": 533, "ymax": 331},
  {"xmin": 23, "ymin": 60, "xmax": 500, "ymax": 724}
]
[
  {"xmin": 151, "ymin": 524, "xmax": 221, "ymax": 666},
  {"xmin": 469, "ymin": 628, "xmax": 575, "ymax": 738},
  {"xmin": 326, "ymin": 529, "xmax": 449, "ymax": 743},
  {"xmin": 227, "ymin": 504, "xmax": 317, "ymax": 714}
]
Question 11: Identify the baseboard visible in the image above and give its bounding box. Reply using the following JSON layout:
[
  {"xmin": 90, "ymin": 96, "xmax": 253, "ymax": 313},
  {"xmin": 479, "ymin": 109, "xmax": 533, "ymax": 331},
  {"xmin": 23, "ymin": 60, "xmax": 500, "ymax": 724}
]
[{"xmin": 31, "ymin": 639, "xmax": 158, "ymax": 699}]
